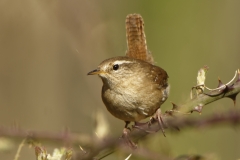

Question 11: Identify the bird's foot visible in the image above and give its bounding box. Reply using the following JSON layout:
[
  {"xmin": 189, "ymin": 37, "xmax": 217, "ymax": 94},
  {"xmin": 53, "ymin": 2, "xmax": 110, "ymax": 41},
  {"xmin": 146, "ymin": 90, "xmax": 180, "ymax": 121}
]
[
  {"xmin": 120, "ymin": 127, "xmax": 137, "ymax": 149},
  {"xmin": 133, "ymin": 109, "xmax": 166, "ymax": 135},
  {"xmin": 149, "ymin": 108, "xmax": 166, "ymax": 136},
  {"xmin": 132, "ymin": 121, "xmax": 157, "ymax": 133}
]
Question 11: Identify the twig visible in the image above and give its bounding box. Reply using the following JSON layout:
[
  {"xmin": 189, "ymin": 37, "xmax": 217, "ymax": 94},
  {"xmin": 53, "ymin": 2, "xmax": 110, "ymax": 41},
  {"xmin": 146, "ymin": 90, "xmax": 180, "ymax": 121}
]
[
  {"xmin": 81, "ymin": 70, "xmax": 240, "ymax": 160},
  {"xmin": 13, "ymin": 138, "xmax": 26, "ymax": 160},
  {"xmin": 0, "ymin": 71, "xmax": 239, "ymax": 160},
  {"xmin": 0, "ymin": 127, "xmax": 91, "ymax": 148},
  {"xmin": 83, "ymin": 109, "xmax": 240, "ymax": 160}
]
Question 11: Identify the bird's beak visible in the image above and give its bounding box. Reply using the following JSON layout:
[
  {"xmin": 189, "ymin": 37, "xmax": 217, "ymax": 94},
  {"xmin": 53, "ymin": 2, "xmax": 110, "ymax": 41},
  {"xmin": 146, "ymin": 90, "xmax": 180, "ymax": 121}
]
[{"xmin": 87, "ymin": 69, "xmax": 105, "ymax": 75}]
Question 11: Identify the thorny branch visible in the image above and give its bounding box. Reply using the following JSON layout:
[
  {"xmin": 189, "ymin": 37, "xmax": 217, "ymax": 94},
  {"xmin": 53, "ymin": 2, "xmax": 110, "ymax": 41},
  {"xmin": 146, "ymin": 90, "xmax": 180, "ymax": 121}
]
[
  {"xmin": 0, "ymin": 127, "xmax": 92, "ymax": 148},
  {"xmin": 78, "ymin": 69, "xmax": 240, "ymax": 159},
  {"xmin": 0, "ymin": 69, "xmax": 239, "ymax": 160},
  {"xmin": 78, "ymin": 109, "xmax": 240, "ymax": 160}
]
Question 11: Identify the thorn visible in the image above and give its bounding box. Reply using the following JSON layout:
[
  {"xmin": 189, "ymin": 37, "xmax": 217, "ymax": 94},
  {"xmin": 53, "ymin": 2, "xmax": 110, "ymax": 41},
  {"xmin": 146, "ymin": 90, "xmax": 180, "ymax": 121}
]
[
  {"xmin": 217, "ymin": 78, "xmax": 224, "ymax": 88},
  {"xmin": 193, "ymin": 104, "xmax": 203, "ymax": 113},
  {"xmin": 171, "ymin": 102, "xmax": 180, "ymax": 110},
  {"xmin": 227, "ymin": 94, "xmax": 238, "ymax": 106}
]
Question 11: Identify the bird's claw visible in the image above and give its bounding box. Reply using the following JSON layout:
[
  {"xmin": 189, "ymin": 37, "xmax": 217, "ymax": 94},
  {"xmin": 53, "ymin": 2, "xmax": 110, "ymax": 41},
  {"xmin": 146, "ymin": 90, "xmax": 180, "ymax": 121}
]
[
  {"xmin": 133, "ymin": 121, "xmax": 157, "ymax": 133},
  {"xmin": 132, "ymin": 108, "xmax": 166, "ymax": 136},
  {"xmin": 151, "ymin": 108, "xmax": 166, "ymax": 136}
]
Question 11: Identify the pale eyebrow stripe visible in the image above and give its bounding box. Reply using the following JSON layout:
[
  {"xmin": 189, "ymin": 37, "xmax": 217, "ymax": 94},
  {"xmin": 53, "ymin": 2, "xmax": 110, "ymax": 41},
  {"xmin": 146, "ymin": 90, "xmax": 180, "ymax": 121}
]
[{"xmin": 114, "ymin": 60, "xmax": 133, "ymax": 65}]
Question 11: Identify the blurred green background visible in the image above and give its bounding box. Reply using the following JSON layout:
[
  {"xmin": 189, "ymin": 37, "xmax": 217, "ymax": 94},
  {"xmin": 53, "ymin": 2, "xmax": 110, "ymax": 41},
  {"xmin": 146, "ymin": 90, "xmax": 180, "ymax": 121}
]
[{"xmin": 0, "ymin": 0, "xmax": 240, "ymax": 159}]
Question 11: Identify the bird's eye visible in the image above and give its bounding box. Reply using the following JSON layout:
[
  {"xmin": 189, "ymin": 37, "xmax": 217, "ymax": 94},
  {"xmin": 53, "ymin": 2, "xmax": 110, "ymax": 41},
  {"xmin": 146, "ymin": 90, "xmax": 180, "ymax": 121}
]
[{"xmin": 113, "ymin": 64, "xmax": 119, "ymax": 70}]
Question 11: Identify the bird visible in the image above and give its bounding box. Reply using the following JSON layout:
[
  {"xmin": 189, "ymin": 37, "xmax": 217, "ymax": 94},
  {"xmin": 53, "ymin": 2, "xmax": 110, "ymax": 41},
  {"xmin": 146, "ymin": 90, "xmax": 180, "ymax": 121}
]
[
  {"xmin": 88, "ymin": 14, "xmax": 169, "ymax": 140},
  {"xmin": 88, "ymin": 56, "xmax": 169, "ymax": 131}
]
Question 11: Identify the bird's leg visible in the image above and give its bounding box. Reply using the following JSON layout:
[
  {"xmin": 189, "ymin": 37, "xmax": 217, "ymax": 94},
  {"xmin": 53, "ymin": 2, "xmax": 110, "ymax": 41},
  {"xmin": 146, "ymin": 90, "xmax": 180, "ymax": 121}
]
[
  {"xmin": 133, "ymin": 121, "xmax": 156, "ymax": 132},
  {"xmin": 151, "ymin": 108, "xmax": 166, "ymax": 136},
  {"xmin": 134, "ymin": 121, "xmax": 148, "ymax": 127},
  {"xmin": 121, "ymin": 121, "xmax": 130, "ymax": 139},
  {"xmin": 125, "ymin": 121, "xmax": 131, "ymax": 129},
  {"xmin": 132, "ymin": 121, "xmax": 157, "ymax": 133},
  {"xmin": 133, "ymin": 121, "xmax": 148, "ymax": 130},
  {"xmin": 121, "ymin": 121, "xmax": 137, "ymax": 149},
  {"xmin": 133, "ymin": 109, "xmax": 166, "ymax": 134}
]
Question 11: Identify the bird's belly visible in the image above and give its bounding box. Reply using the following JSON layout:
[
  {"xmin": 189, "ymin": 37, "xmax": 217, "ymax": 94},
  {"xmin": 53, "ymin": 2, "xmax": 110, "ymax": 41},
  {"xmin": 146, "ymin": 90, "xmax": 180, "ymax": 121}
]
[{"xmin": 102, "ymin": 86, "xmax": 161, "ymax": 122}]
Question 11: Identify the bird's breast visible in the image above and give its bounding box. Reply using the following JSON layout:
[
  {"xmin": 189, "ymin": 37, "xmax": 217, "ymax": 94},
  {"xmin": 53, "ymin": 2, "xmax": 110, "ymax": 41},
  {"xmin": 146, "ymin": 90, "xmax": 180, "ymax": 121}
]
[{"xmin": 101, "ymin": 82, "xmax": 163, "ymax": 122}]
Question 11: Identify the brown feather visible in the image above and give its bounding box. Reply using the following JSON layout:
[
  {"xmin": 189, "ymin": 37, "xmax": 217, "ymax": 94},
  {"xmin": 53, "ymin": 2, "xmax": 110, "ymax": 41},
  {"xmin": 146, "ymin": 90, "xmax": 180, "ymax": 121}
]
[{"xmin": 125, "ymin": 14, "xmax": 154, "ymax": 64}]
